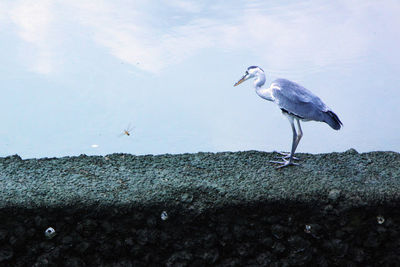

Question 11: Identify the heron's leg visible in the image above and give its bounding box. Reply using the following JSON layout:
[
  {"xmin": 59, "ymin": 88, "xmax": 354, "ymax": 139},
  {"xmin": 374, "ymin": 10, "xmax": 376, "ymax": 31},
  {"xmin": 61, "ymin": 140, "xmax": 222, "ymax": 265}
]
[
  {"xmin": 270, "ymin": 117, "xmax": 299, "ymax": 168},
  {"xmin": 276, "ymin": 119, "xmax": 302, "ymax": 160},
  {"xmin": 276, "ymin": 151, "xmax": 299, "ymax": 160},
  {"xmin": 293, "ymin": 119, "xmax": 303, "ymax": 152}
]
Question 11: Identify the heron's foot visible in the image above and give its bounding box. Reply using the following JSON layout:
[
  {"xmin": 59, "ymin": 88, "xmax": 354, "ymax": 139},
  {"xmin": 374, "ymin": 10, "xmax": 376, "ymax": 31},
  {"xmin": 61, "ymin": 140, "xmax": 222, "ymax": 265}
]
[
  {"xmin": 270, "ymin": 159, "xmax": 299, "ymax": 169},
  {"xmin": 275, "ymin": 151, "xmax": 299, "ymax": 161}
]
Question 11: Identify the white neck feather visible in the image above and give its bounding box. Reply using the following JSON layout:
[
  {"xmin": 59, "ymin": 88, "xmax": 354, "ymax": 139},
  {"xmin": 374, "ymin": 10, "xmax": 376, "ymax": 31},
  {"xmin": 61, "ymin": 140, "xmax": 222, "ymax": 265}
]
[
  {"xmin": 254, "ymin": 72, "xmax": 274, "ymax": 102},
  {"xmin": 254, "ymin": 72, "xmax": 266, "ymax": 89}
]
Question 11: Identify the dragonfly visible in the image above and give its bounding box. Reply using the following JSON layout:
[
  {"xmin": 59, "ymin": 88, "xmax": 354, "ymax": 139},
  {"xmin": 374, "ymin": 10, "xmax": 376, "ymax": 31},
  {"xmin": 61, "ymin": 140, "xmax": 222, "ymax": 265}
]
[{"xmin": 119, "ymin": 124, "xmax": 135, "ymax": 137}]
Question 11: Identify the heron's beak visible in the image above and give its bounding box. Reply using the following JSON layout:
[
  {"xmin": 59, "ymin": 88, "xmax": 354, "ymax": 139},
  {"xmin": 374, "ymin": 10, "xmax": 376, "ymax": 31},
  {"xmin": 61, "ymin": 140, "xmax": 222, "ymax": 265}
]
[{"xmin": 234, "ymin": 74, "xmax": 248, "ymax": 87}]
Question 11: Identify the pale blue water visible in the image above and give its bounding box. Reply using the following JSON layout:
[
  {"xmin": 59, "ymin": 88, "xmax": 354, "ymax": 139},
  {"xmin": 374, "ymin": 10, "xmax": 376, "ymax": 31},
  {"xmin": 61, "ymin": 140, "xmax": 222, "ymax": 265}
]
[{"xmin": 0, "ymin": 0, "xmax": 399, "ymax": 159}]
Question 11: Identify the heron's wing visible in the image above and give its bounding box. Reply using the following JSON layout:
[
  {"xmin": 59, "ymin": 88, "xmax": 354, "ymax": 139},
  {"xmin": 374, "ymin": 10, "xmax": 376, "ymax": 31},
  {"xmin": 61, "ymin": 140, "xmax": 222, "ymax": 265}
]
[{"xmin": 271, "ymin": 79, "xmax": 329, "ymax": 121}]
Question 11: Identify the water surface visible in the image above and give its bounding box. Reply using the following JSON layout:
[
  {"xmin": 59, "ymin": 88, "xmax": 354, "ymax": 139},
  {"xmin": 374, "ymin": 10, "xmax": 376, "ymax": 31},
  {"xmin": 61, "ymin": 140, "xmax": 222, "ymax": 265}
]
[{"xmin": 0, "ymin": 0, "xmax": 399, "ymax": 158}]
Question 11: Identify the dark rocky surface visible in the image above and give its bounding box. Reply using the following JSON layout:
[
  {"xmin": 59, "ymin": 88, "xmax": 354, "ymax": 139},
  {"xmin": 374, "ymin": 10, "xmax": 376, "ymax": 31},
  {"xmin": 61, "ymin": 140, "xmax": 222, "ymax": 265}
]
[{"xmin": 0, "ymin": 149, "xmax": 399, "ymax": 266}]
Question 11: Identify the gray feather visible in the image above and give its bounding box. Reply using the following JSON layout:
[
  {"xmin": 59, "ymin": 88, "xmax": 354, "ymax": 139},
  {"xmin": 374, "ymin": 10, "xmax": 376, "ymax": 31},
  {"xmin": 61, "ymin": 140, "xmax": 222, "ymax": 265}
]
[
  {"xmin": 323, "ymin": 110, "xmax": 342, "ymax": 130},
  {"xmin": 271, "ymin": 79, "xmax": 342, "ymax": 129}
]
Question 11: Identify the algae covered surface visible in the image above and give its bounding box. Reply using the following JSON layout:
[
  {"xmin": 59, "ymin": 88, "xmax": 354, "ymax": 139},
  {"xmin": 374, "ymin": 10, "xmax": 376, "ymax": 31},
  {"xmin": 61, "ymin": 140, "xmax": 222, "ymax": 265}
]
[
  {"xmin": 1, "ymin": 149, "xmax": 399, "ymax": 209},
  {"xmin": 1, "ymin": 149, "xmax": 400, "ymax": 266}
]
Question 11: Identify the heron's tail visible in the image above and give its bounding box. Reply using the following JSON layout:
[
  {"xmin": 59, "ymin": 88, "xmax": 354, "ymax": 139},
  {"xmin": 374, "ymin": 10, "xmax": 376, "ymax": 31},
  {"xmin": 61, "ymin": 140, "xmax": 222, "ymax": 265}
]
[{"xmin": 324, "ymin": 110, "xmax": 342, "ymax": 130}]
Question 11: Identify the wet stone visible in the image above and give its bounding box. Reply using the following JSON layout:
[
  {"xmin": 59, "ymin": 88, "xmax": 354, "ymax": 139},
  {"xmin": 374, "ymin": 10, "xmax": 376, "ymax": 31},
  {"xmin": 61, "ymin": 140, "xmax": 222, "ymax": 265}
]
[
  {"xmin": 265, "ymin": 215, "xmax": 281, "ymax": 224},
  {"xmin": 376, "ymin": 226, "xmax": 387, "ymax": 234},
  {"xmin": 34, "ymin": 216, "xmax": 49, "ymax": 228},
  {"xmin": 100, "ymin": 221, "xmax": 113, "ymax": 234},
  {"xmin": 166, "ymin": 251, "xmax": 193, "ymax": 267},
  {"xmin": 136, "ymin": 229, "xmax": 149, "ymax": 245},
  {"xmin": 124, "ymin": 237, "xmax": 134, "ymax": 246},
  {"xmin": 335, "ymin": 230, "xmax": 345, "ymax": 239},
  {"xmin": 288, "ymin": 249, "xmax": 313, "ymax": 265},
  {"xmin": 61, "ymin": 235, "xmax": 74, "ymax": 246},
  {"xmin": 63, "ymin": 257, "xmax": 86, "ymax": 267},
  {"xmin": 233, "ymin": 225, "xmax": 246, "ymax": 241},
  {"xmin": 308, "ymin": 223, "xmax": 323, "ymax": 239},
  {"xmin": 287, "ymin": 235, "xmax": 310, "ymax": 253},
  {"xmin": 219, "ymin": 257, "xmax": 241, "ymax": 266},
  {"xmin": 39, "ymin": 241, "xmax": 56, "ymax": 252},
  {"xmin": 261, "ymin": 237, "xmax": 274, "ymax": 247},
  {"xmin": 272, "ymin": 242, "xmax": 286, "ymax": 254},
  {"xmin": 76, "ymin": 219, "xmax": 97, "ymax": 237},
  {"xmin": 256, "ymin": 252, "xmax": 273, "ymax": 266},
  {"xmin": 237, "ymin": 243, "xmax": 251, "ymax": 257},
  {"xmin": 364, "ymin": 232, "xmax": 380, "ymax": 248},
  {"xmin": 323, "ymin": 239, "xmax": 348, "ymax": 258},
  {"xmin": 0, "ymin": 229, "xmax": 7, "ymax": 241},
  {"xmin": 133, "ymin": 212, "xmax": 144, "ymax": 222},
  {"xmin": 146, "ymin": 216, "xmax": 157, "ymax": 227},
  {"xmin": 8, "ymin": 236, "xmax": 18, "ymax": 247},
  {"xmin": 14, "ymin": 225, "xmax": 25, "ymax": 238},
  {"xmin": 199, "ymin": 248, "xmax": 219, "ymax": 264},
  {"xmin": 26, "ymin": 228, "xmax": 36, "ymax": 238},
  {"xmin": 316, "ymin": 256, "xmax": 329, "ymax": 267},
  {"xmin": 0, "ymin": 245, "xmax": 13, "ymax": 262},
  {"xmin": 129, "ymin": 245, "xmax": 143, "ymax": 257},
  {"xmin": 328, "ymin": 189, "xmax": 341, "ymax": 202},
  {"xmin": 351, "ymin": 247, "xmax": 365, "ymax": 263},
  {"xmin": 181, "ymin": 193, "xmax": 193, "ymax": 203},
  {"xmin": 75, "ymin": 241, "xmax": 90, "ymax": 254},
  {"xmin": 271, "ymin": 225, "xmax": 286, "ymax": 240}
]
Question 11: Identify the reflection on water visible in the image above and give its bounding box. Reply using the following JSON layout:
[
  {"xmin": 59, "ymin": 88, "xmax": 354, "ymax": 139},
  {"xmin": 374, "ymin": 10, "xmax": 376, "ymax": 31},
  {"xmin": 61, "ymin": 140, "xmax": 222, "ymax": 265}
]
[{"xmin": 0, "ymin": 0, "xmax": 399, "ymax": 158}]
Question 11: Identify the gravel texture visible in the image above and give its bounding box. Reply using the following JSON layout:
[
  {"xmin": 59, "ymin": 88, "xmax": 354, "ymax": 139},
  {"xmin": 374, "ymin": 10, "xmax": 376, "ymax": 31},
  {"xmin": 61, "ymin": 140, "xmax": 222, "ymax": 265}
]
[{"xmin": 0, "ymin": 149, "xmax": 399, "ymax": 266}]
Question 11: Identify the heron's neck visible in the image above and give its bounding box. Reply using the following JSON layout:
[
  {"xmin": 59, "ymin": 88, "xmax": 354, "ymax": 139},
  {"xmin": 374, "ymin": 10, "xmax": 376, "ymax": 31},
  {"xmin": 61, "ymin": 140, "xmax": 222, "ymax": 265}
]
[
  {"xmin": 254, "ymin": 73, "xmax": 274, "ymax": 101},
  {"xmin": 254, "ymin": 73, "xmax": 266, "ymax": 89}
]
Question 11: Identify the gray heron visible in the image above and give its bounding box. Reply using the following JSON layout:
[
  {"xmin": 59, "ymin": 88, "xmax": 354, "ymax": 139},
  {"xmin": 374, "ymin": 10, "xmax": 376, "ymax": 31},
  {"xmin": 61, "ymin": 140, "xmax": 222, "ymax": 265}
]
[{"xmin": 234, "ymin": 66, "xmax": 342, "ymax": 168}]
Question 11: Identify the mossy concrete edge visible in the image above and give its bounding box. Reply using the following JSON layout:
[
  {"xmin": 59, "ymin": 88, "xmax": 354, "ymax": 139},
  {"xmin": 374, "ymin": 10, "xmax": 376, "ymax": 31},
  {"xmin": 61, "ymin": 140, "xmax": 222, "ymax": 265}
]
[{"xmin": 0, "ymin": 149, "xmax": 399, "ymax": 210}]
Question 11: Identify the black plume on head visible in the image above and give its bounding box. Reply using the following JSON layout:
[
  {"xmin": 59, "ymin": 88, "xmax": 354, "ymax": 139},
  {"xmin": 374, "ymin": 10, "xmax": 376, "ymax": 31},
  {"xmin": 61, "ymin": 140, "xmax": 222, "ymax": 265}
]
[{"xmin": 247, "ymin": 66, "xmax": 263, "ymax": 72}]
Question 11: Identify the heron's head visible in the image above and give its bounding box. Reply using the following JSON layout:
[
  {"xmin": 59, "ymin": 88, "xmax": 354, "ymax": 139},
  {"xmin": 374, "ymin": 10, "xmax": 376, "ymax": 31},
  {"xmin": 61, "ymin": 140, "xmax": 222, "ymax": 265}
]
[{"xmin": 234, "ymin": 66, "xmax": 264, "ymax": 86}]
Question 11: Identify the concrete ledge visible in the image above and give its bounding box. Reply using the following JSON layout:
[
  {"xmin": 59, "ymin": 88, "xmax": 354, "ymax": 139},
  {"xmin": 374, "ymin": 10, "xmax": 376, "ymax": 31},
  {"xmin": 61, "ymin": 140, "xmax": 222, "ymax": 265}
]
[
  {"xmin": 1, "ymin": 149, "xmax": 400, "ymax": 209},
  {"xmin": 0, "ymin": 150, "xmax": 399, "ymax": 265}
]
